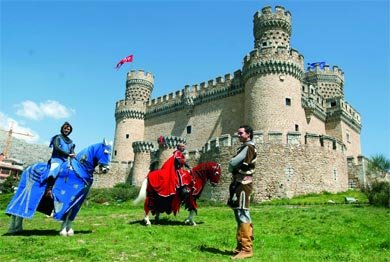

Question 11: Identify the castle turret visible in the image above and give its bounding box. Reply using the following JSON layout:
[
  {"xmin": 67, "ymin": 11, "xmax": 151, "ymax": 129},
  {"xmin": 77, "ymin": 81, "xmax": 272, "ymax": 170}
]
[
  {"xmin": 304, "ymin": 64, "xmax": 345, "ymax": 99},
  {"xmin": 113, "ymin": 70, "xmax": 154, "ymax": 162},
  {"xmin": 156, "ymin": 136, "xmax": 187, "ymax": 169},
  {"xmin": 130, "ymin": 141, "xmax": 155, "ymax": 186},
  {"xmin": 242, "ymin": 6, "xmax": 307, "ymax": 137}
]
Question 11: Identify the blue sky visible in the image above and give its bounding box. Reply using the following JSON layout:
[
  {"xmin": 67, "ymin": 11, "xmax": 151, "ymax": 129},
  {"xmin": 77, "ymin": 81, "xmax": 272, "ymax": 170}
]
[{"xmin": 1, "ymin": 0, "xmax": 389, "ymax": 160}]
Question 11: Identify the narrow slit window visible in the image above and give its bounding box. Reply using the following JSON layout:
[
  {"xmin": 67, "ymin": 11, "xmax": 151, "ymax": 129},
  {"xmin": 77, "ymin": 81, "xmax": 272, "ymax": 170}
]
[{"xmin": 285, "ymin": 98, "xmax": 291, "ymax": 106}]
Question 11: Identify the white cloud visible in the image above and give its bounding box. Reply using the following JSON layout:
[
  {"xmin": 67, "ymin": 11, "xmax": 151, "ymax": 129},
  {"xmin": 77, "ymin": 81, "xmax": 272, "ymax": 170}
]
[
  {"xmin": 15, "ymin": 100, "xmax": 75, "ymax": 120},
  {"xmin": 0, "ymin": 112, "xmax": 40, "ymax": 144}
]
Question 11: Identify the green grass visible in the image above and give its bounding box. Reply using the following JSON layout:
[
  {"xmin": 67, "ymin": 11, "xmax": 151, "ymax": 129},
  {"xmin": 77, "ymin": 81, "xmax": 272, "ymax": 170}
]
[{"xmin": 0, "ymin": 191, "xmax": 389, "ymax": 262}]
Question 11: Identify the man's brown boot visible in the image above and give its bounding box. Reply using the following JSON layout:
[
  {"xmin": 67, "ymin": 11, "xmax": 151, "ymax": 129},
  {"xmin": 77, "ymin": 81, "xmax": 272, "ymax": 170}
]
[
  {"xmin": 232, "ymin": 225, "xmax": 242, "ymax": 255},
  {"xmin": 231, "ymin": 223, "xmax": 253, "ymax": 260}
]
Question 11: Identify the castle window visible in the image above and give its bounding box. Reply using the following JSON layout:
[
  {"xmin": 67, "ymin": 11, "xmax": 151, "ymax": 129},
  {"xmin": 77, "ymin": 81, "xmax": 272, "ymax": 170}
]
[
  {"xmin": 346, "ymin": 132, "xmax": 351, "ymax": 143},
  {"xmin": 262, "ymin": 42, "xmax": 267, "ymax": 47},
  {"xmin": 285, "ymin": 98, "xmax": 291, "ymax": 106},
  {"xmin": 186, "ymin": 125, "xmax": 192, "ymax": 134},
  {"xmin": 114, "ymin": 150, "xmax": 117, "ymax": 156},
  {"xmin": 126, "ymin": 134, "xmax": 129, "ymax": 139},
  {"xmin": 330, "ymin": 101, "xmax": 337, "ymax": 107},
  {"xmin": 295, "ymin": 124, "xmax": 299, "ymax": 131}
]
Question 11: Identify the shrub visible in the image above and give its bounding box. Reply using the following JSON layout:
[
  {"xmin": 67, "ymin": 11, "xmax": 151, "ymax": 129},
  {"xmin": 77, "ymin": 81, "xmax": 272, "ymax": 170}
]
[
  {"xmin": 364, "ymin": 181, "xmax": 390, "ymax": 208},
  {"xmin": 0, "ymin": 174, "xmax": 19, "ymax": 194},
  {"xmin": 88, "ymin": 183, "xmax": 140, "ymax": 203}
]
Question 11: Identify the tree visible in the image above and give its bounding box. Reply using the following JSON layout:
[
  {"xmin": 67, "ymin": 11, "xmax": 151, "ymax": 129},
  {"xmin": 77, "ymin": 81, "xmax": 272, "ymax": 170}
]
[{"xmin": 368, "ymin": 154, "xmax": 390, "ymax": 178}]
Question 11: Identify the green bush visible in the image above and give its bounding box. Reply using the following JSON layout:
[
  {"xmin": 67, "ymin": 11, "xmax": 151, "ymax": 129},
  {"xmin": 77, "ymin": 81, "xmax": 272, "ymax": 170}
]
[
  {"xmin": 0, "ymin": 174, "xmax": 19, "ymax": 194},
  {"xmin": 365, "ymin": 181, "xmax": 390, "ymax": 208},
  {"xmin": 88, "ymin": 183, "xmax": 140, "ymax": 203}
]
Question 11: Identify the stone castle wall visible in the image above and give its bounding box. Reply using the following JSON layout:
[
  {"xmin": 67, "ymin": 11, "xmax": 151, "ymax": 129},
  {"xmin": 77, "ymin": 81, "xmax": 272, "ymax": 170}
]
[
  {"xmin": 93, "ymin": 160, "xmax": 132, "ymax": 188},
  {"xmin": 193, "ymin": 132, "xmax": 348, "ymax": 203},
  {"xmin": 144, "ymin": 88, "xmax": 245, "ymax": 150}
]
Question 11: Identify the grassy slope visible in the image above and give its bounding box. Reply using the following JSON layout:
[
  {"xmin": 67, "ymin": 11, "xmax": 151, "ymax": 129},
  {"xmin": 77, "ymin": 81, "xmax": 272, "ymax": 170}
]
[{"xmin": 0, "ymin": 191, "xmax": 389, "ymax": 262}]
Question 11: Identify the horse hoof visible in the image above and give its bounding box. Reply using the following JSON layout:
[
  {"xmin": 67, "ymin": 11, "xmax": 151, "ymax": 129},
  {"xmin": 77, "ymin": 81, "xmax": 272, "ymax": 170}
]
[
  {"xmin": 60, "ymin": 229, "xmax": 68, "ymax": 236},
  {"xmin": 67, "ymin": 229, "xmax": 74, "ymax": 236},
  {"xmin": 184, "ymin": 220, "xmax": 196, "ymax": 226},
  {"xmin": 8, "ymin": 228, "xmax": 23, "ymax": 234}
]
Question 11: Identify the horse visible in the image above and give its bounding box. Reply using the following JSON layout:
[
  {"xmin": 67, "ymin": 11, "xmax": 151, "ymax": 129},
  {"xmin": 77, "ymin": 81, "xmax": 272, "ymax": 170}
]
[
  {"xmin": 5, "ymin": 139, "xmax": 111, "ymax": 236},
  {"xmin": 134, "ymin": 161, "xmax": 221, "ymax": 226}
]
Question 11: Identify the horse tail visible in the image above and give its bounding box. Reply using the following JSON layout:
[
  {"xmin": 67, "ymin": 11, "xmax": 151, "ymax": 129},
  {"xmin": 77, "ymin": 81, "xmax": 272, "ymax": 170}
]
[{"xmin": 133, "ymin": 178, "xmax": 148, "ymax": 205}]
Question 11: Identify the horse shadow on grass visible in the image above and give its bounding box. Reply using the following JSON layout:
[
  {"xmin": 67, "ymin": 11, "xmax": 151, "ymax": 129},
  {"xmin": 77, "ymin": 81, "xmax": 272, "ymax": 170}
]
[
  {"xmin": 198, "ymin": 244, "xmax": 233, "ymax": 256},
  {"xmin": 2, "ymin": 229, "xmax": 92, "ymax": 237},
  {"xmin": 128, "ymin": 218, "xmax": 205, "ymax": 226}
]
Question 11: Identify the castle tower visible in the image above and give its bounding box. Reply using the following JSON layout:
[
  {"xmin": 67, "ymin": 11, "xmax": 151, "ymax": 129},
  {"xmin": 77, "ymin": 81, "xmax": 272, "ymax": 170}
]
[
  {"xmin": 242, "ymin": 6, "xmax": 307, "ymax": 137},
  {"xmin": 113, "ymin": 70, "xmax": 154, "ymax": 162},
  {"xmin": 130, "ymin": 141, "xmax": 155, "ymax": 186},
  {"xmin": 156, "ymin": 136, "xmax": 186, "ymax": 169},
  {"xmin": 304, "ymin": 64, "xmax": 345, "ymax": 99}
]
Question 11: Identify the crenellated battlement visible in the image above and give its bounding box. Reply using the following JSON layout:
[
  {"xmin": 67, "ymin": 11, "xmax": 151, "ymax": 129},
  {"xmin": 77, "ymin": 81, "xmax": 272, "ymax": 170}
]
[
  {"xmin": 132, "ymin": 141, "xmax": 155, "ymax": 153},
  {"xmin": 243, "ymin": 47, "xmax": 304, "ymax": 66},
  {"xmin": 305, "ymin": 64, "xmax": 344, "ymax": 83},
  {"xmin": 145, "ymin": 72, "xmax": 243, "ymax": 118},
  {"xmin": 254, "ymin": 6, "xmax": 291, "ymax": 33},
  {"xmin": 156, "ymin": 135, "xmax": 186, "ymax": 149},
  {"xmin": 126, "ymin": 70, "xmax": 154, "ymax": 84},
  {"xmin": 242, "ymin": 56, "xmax": 304, "ymax": 82},
  {"xmin": 201, "ymin": 131, "xmax": 346, "ymax": 154}
]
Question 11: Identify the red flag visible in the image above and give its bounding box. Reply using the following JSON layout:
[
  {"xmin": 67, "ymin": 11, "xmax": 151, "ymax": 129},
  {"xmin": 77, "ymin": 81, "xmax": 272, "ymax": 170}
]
[{"xmin": 116, "ymin": 54, "xmax": 133, "ymax": 70}]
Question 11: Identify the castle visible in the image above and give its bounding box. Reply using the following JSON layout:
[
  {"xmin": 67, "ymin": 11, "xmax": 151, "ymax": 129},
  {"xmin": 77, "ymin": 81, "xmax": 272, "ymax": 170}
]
[{"xmin": 96, "ymin": 6, "xmax": 363, "ymax": 202}]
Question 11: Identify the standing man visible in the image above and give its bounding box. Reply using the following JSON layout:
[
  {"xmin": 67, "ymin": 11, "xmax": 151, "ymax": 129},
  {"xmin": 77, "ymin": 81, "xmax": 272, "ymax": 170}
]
[{"xmin": 228, "ymin": 125, "xmax": 257, "ymax": 259}]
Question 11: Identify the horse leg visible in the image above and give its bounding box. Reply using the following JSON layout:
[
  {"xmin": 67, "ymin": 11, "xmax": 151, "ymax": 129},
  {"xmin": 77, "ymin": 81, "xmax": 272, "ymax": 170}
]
[
  {"xmin": 60, "ymin": 211, "xmax": 73, "ymax": 236},
  {"xmin": 184, "ymin": 210, "xmax": 197, "ymax": 226},
  {"xmin": 66, "ymin": 220, "xmax": 74, "ymax": 236},
  {"xmin": 155, "ymin": 212, "xmax": 161, "ymax": 224},
  {"xmin": 8, "ymin": 215, "xmax": 23, "ymax": 233},
  {"xmin": 144, "ymin": 215, "xmax": 152, "ymax": 226},
  {"xmin": 60, "ymin": 220, "xmax": 68, "ymax": 236}
]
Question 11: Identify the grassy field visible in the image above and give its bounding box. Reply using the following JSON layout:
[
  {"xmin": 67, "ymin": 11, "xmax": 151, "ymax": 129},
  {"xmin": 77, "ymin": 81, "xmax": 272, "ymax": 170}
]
[{"xmin": 0, "ymin": 191, "xmax": 389, "ymax": 262}]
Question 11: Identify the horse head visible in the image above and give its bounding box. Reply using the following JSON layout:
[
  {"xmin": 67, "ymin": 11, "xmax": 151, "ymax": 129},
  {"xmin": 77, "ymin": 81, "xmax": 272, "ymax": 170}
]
[
  {"xmin": 207, "ymin": 162, "xmax": 221, "ymax": 186},
  {"xmin": 192, "ymin": 162, "xmax": 221, "ymax": 187},
  {"xmin": 76, "ymin": 139, "xmax": 111, "ymax": 174},
  {"xmin": 96, "ymin": 139, "xmax": 111, "ymax": 173}
]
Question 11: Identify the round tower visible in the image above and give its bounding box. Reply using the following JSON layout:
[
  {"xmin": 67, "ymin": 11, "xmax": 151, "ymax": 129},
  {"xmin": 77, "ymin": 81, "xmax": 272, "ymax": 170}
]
[
  {"xmin": 242, "ymin": 6, "xmax": 307, "ymax": 136},
  {"xmin": 113, "ymin": 70, "xmax": 154, "ymax": 162},
  {"xmin": 130, "ymin": 141, "xmax": 155, "ymax": 186}
]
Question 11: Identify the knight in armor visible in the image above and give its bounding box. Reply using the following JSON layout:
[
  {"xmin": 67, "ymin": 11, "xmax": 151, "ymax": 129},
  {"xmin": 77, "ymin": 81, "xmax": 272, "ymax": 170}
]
[{"xmin": 45, "ymin": 122, "xmax": 76, "ymax": 197}]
